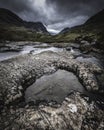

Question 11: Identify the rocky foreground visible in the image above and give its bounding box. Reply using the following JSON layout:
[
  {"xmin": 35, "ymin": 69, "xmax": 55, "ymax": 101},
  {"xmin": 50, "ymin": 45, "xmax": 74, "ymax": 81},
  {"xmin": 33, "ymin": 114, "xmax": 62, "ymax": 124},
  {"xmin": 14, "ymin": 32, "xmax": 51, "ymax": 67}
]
[
  {"xmin": 1, "ymin": 92, "xmax": 104, "ymax": 130},
  {"xmin": 0, "ymin": 49, "xmax": 104, "ymax": 130}
]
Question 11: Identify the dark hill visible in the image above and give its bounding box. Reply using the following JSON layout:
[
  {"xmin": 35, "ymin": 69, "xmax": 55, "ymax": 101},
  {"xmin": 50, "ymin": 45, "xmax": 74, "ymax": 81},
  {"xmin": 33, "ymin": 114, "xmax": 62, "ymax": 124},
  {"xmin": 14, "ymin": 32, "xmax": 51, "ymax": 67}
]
[
  {"xmin": 60, "ymin": 28, "xmax": 70, "ymax": 34},
  {"xmin": 54, "ymin": 9, "xmax": 104, "ymax": 43},
  {"xmin": 25, "ymin": 22, "xmax": 47, "ymax": 33},
  {"xmin": 85, "ymin": 9, "xmax": 104, "ymax": 25},
  {"xmin": 0, "ymin": 8, "xmax": 24, "ymax": 26},
  {"xmin": 0, "ymin": 8, "xmax": 48, "ymax": 34}
]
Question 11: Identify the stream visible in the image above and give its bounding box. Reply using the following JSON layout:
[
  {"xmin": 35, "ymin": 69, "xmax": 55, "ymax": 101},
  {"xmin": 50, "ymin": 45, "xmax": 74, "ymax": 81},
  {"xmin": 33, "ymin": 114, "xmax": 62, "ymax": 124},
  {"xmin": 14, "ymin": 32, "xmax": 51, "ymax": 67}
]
[{"xmin": 0, "ymin": 44, "xmax": 63, "ymax": 61}]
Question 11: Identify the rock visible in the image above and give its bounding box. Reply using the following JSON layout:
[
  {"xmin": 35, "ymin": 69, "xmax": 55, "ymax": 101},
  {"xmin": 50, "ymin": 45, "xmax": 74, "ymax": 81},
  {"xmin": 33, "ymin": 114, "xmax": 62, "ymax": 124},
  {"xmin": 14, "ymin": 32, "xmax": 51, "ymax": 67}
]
[
  {"xmin": 0, "ymin": 48, "xmax": 103, "ymax": 130},
  {"xmin": 80, "ymin": 40, "xmax": 90, "ymax": 45},
  {"xmin": 66, "ymin": 47, "xmax": 72, "ymax": 51},
  {"xmin": 0, "ymin": 45, "xmax": 22, "ymax": 52},
  {"xmin": 0, "ymin": 92, "xmax": 103, "ymax": 130},
  {"xmin": 0, "ymin": 51, "xmax": 103, "ymax": 105}
]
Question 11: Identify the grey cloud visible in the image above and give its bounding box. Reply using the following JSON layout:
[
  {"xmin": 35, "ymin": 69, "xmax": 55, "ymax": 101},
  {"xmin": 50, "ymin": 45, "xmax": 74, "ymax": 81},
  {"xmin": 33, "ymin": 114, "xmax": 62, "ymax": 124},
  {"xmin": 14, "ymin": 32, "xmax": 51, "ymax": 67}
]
[
  {"xmin": 0, "ymin": 0, "xmax": 104, "ymax": 33},
  {"xmin": 47, "ymin": 0, "xmax": 104, "ymax": 16},
  {"xmin": 0, "ymin": 0, "xmax": 32, "ymax": 13}
]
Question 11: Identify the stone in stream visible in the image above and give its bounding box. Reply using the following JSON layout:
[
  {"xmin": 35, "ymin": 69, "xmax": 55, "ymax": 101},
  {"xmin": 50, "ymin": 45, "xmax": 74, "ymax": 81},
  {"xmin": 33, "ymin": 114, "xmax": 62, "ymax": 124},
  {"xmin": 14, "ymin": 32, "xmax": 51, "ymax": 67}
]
[{"xmin": 0, "ymin": 45, "xmax": 22, "ymax": 52}]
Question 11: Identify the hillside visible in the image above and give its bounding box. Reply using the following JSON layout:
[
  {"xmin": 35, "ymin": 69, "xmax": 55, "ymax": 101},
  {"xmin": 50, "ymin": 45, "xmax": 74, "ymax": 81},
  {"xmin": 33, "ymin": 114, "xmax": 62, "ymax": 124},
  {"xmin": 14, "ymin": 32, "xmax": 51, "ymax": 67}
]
[
  {"xmin": 60, "ymin": 28, "xmax": 70, "ymax": 34},
  {"xmin": 53, "ymin": 9, "xmax": 104, "ymax": 43},
  {"xmin": 0, "ymin": 8, "xmax": 24, "ymax": 26},
  {"xmin": 0, "ymin": 8, "xmax": 49, "ymax": 41},
  {"xmin": 0, "ymin": 8, "xmax": 104, "ymax": 44},
  {"xmin": 85, "ymin": 9, "xmax": 104, "ymax": 25}
]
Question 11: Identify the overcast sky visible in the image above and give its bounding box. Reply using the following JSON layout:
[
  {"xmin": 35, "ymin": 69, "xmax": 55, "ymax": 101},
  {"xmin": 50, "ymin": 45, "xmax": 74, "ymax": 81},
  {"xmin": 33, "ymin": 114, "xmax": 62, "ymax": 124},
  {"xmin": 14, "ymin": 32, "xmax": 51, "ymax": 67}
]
[{"xmin": 0, "ymin": 0, "xmax": 104, "ymax": 33}]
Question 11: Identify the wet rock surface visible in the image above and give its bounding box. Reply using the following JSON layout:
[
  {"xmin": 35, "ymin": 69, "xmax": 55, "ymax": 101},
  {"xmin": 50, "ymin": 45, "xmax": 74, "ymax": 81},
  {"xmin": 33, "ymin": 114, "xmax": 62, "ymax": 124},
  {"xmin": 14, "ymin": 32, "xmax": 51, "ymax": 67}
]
[
  {"xmin": 0, "ymin": 42, "xmax": 104, "ymax": 130},
  {"xmin": 0, "ymin": 45, "xmax": 22, "ymax": 52}
]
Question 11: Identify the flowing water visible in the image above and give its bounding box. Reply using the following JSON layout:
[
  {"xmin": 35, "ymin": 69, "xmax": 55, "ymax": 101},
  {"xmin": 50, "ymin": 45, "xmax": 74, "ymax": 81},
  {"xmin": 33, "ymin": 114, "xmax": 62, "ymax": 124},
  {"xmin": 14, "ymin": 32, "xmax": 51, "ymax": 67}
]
[{"xmin": 0, "ymin": 44, "xmax": 63, "ymax": 61}]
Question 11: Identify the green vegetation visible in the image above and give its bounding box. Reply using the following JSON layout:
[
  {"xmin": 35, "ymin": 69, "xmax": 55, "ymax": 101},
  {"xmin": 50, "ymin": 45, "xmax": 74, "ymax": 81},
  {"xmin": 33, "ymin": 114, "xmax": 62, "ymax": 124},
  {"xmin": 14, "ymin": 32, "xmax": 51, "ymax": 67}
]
[
  {"xmin": 51, "ymin": 22, "xmax": 104, "ymax": 43},
  {"xmin": 50, "ymin": 9, "xmax": 104, "ymax": 43},
  {"xmin": 0, "ymin": 24, "xmax": 49, "ymax": 42},
  {"xmin": 0, "ymin": 22, "xmax": 104, "ymax": 44}
]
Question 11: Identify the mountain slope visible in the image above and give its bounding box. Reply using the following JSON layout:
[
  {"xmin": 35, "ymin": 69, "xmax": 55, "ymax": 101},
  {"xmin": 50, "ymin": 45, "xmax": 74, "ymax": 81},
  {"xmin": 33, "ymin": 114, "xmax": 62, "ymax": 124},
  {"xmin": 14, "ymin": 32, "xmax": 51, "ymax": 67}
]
[
  {"xmin": 0, "ymin": 8, "xmax": 48, "ymax": 37},
  {"xmin": 54, "ymin": 9, "xmax": 104, "ymax": 43},
  {"xmin": 85, "ymin": 9, "xmax": 104, "ymax": 25},
  {"xmin": 0, "ymin": 8, "xmax": 24, "ymax": 26},
  {"xmin": 60, "ymin": 28, "xmax": 70, "ymax": 34},
  {"xmin": 25, "ymin": 22, "xmax": 47, "ymax": 33}
]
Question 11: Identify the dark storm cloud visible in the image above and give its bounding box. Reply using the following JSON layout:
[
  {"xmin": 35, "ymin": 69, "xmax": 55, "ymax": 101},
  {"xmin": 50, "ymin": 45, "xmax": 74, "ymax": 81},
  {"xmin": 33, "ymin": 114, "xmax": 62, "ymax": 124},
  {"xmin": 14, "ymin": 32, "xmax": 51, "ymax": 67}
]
[
  {"xmin": 0, "ymin": 0, "xmax": 42, "ymax": 21},
  {"xmin": 0, "ymin": 0, "xmax": 32, "ymax": 13},
  {"xmin": 46, "ymin": 0, "xmax": 104, "ymax": 32},
  {"xmin": 0, "ymin": 0, "xmax": 104, "ymax": 33},
  {"xmin": 47, "ymin": 0, "xmax": 104, "ymax": 16}
]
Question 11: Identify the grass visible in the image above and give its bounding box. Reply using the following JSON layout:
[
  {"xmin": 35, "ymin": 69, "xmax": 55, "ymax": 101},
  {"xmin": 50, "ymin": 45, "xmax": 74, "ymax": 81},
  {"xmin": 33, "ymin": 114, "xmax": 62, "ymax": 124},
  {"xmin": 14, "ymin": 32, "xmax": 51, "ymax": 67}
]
[{"xmin": 0, "ymin": 24, "xmax": 50, "ymax": 42}]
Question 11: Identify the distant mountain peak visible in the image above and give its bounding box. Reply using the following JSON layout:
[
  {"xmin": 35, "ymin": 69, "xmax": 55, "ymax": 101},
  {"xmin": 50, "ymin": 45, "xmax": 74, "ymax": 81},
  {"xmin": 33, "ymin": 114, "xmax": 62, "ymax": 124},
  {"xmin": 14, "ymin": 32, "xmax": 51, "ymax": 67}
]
[{"xmin": 60, "ymin": 27, "xmax": 70, "ymax": 34}]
